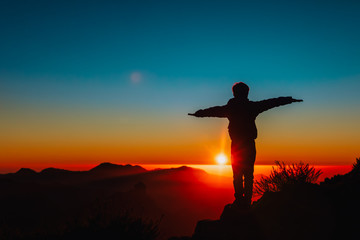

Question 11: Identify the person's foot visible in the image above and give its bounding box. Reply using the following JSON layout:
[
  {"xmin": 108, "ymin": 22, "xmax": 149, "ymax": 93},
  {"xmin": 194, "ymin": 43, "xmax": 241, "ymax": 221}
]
[
  {"xmin": 233, "ymin": 198, "xmax": 244, "ymax": 207},
  {"xmin": 233, "ymin": 198, "xmax": 251, "ymax": 209},
  {"xmin": 244, "ymin": 199, "xmax": 252, "ymax": 209}
]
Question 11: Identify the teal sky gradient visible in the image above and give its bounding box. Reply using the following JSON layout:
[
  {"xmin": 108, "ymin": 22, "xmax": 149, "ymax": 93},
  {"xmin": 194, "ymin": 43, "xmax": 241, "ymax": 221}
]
[{"xmin": 0, "ymin": 0, "xmax": 359, "ymax": 167}]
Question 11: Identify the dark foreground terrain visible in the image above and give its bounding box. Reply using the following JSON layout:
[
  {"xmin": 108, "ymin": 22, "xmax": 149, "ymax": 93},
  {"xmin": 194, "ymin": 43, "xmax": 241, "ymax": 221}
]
[
  {"xmin": 172, "ymin": 159, "xmax": 360, "ymax": 240},
  {"xmin": 1, "ymin": 160, "xmax": 360, "ymax": 240},
  {"xmin": 0, "ymin": 163, "xmax": 233, "ymax": 240}
]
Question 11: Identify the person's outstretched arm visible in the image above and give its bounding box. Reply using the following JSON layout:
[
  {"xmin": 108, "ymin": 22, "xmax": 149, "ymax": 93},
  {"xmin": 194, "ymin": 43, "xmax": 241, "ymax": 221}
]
[
  {"xmin": 256, "ymin": 97, "xmax": 303, "ymax": 114},
  {"xmin": 188, "ymin": 105, "xmax": 228, "ymax": 118}
]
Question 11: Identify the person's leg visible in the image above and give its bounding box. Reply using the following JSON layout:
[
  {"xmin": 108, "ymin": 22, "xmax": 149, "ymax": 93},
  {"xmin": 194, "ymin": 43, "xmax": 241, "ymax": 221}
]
[
  {"xmin": 232, "ymin": 163, "xmax": 244, "ymax": 200},
  {"xmin": 243, "ymin": 141, "xmax": 256, "ymax": 207},
  {"xmin": 231, "ymin": 141, "xmax": 245, "ymax": 201},
  {"xmin": 243, "ymin": 164, "xmax": 254, "ymax": 206}
]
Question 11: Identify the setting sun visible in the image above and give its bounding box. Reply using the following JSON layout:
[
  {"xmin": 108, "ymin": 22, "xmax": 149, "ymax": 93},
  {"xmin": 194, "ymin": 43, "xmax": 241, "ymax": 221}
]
[{"xmin": 215, "ymin": 153, "xmax": 228, "ymax": 165}]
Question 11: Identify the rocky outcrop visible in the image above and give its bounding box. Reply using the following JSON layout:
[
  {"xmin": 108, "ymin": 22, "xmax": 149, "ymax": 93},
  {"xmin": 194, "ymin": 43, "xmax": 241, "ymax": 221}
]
[{"xmin": 183, "ymin": 162, "xmax": 360, "ymax": 240}]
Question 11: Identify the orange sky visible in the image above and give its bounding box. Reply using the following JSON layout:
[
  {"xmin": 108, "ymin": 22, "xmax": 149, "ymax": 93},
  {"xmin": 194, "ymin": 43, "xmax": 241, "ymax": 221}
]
[
  {"xmin": 1, "ymin": 100, "xmax": 359, "ymax": 173},
  {"xmin": 1, "ymin": 0, "xmax": 360, "ymax": 175}
]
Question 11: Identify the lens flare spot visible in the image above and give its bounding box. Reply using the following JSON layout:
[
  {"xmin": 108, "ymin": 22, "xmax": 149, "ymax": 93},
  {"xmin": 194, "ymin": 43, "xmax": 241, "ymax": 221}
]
[
  {"xmin": 215, "ymin": 153, "xmax": 228, "ymax": 165},
  {"xmin": 130, "ymin": 72, "xmax": 142, "ymax": 83}
]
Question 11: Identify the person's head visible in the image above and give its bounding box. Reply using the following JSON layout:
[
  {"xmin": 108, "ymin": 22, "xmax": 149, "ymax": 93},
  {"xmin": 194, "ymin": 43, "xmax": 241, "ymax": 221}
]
[{"xmin": 232, "ymin": 82, "xmax": 249, "ymax": 99}]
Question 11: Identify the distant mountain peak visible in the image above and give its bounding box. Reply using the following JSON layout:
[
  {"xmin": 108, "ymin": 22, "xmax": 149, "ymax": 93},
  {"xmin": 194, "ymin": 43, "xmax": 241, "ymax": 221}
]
[
  {"xmin": 16, "ymin": 168, "xmax": 37, "ymax": 175},
  {"xmin": 172, "ymin": 165, "xmax": 206, "ymax": 173},
  {"xmin": 177, "ymin": 166, "xmax": 192, "ymax": 171},
  {"xmin": 91, "ymin": 162, "xmax": 118, "ymax": 170},
  {"xmin": 152, "ymin": 165, "xmax": 208, "ymax": 176},
  {"xmin": 90, "ymin": 162, "xmax": 147, "ymax": 174},
  {"xmin": 40, "ymin": 167, "xmax": 71, "ymax": 175}
]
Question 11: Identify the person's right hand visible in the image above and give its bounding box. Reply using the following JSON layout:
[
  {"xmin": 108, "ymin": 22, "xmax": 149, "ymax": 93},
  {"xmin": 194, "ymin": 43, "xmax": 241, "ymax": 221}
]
[{"xmin": 291, "ymin": 97, "xmax": 303, "ymax": 102}]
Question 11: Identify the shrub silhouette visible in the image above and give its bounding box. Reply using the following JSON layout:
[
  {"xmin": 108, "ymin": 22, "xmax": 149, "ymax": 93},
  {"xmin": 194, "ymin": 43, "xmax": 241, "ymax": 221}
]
[
  {"xmin": 350, "ymin": 157, "xmax": 360, "ymax": 174},
  {"xmin": 254, "ymin": 161, "xmax": 322, "ymax": 196}
]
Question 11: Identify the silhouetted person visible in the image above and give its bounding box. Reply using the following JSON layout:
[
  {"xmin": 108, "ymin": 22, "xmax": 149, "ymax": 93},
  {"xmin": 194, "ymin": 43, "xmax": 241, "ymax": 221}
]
[{"xmin": 189, "ymin": 82, "xmax": 302, "ymax": 208}]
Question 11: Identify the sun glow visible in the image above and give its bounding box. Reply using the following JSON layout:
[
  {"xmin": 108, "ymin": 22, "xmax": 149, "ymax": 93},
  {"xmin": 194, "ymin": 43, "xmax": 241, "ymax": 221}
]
[{"xmin": 215, "ymin": 153, "xmax": 228, "ymax": 165}]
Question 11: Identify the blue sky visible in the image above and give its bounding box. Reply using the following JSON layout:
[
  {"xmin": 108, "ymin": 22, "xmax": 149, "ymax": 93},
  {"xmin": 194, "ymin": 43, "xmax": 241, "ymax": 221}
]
[{"xmin": 1, "ymin": 0, "xmax": 359, "ymax": 79}]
